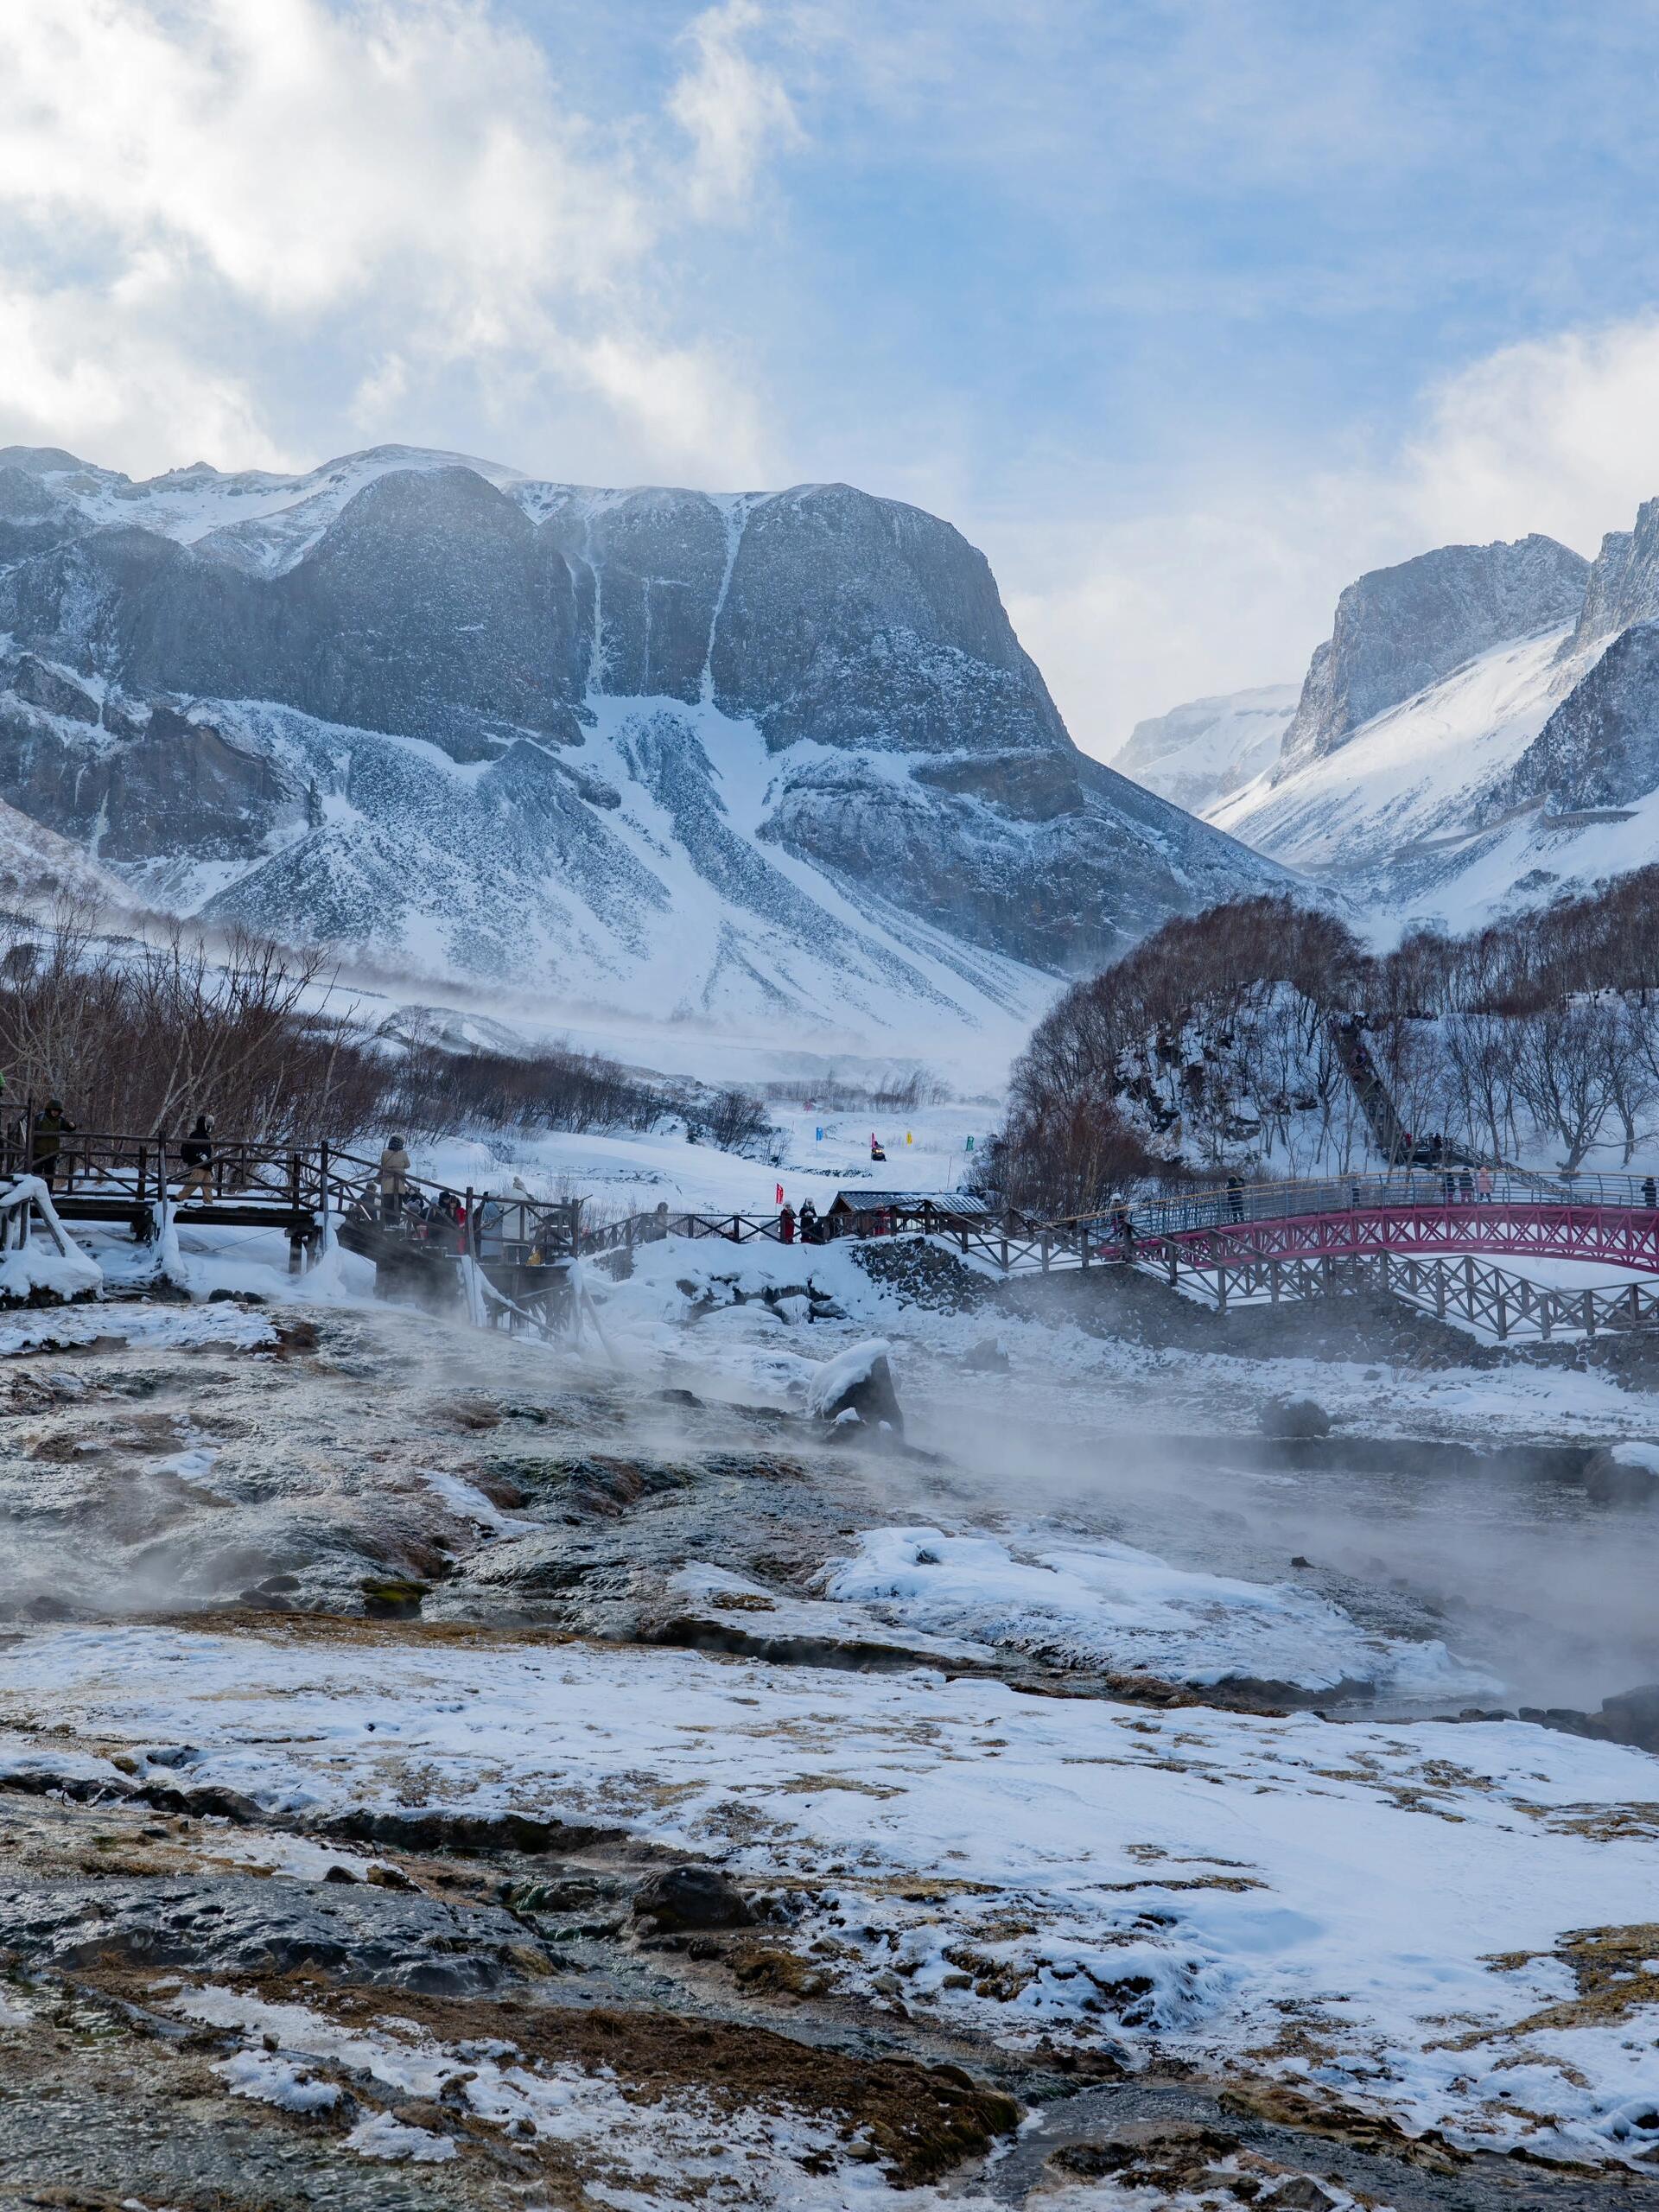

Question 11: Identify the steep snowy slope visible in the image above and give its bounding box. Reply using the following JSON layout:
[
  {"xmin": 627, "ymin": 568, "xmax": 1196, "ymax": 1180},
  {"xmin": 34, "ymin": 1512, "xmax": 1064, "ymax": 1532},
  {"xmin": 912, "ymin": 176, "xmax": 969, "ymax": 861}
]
[
  {"xmin": 1278, "ymin": 534, "xmax": 1588, "ymax": 766},
  {"xmin": 0, "ymin": 443, "xmax": 1285, "ymax": 1049},
  {"xmin": 1209, "ymin": 628, "xmax": 1575, "ymax": 893},
  {"xmin": 0, "ymin": 790, "xmax": 134, "ymax": 915},
  {"xmin": 1111, "ymin": 683, "xmax": 1296, "ymax": 814},
  {"xmin": 1210, "ymin": 500, "xmax": 1659, "ymax": 930}
]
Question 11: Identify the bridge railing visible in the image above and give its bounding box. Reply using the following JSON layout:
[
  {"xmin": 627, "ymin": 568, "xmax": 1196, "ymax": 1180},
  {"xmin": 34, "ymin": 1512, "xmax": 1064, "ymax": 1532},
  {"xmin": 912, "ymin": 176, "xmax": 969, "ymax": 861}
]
[
  {"xmin": 1097, "ymin": 1164, "xmax": 1659, "ymax": 1244},
  {"xmin": 0, "ymin": 1128, "xmax": 322, "ymax": 1212},
  {"xmin": 9, "ymin": 1120, "xmax": 1659, "ymax": 1282}
]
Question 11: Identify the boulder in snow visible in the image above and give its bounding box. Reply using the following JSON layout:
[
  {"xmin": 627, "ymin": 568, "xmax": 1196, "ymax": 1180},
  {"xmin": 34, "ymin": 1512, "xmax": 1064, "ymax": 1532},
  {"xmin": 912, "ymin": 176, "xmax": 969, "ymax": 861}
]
[
  {"xmin": 1260, "ymin": 1395, "xmax": 1332, "ymax": 1441},
  {"xmin": 805, "ymin": 1339, "xmax": 906, "ymax": 1438},
  {"xmin": 631, "ymin": 1864, "xmax": 754, "ymax": 1931}
]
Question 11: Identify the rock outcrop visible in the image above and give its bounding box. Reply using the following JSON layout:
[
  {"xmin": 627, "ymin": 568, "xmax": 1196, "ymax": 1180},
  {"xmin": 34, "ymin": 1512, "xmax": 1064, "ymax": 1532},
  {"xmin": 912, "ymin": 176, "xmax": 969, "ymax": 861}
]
[
  {"xmin": 1562, "ymin": 497, "xmax": 1659, "ymax": 660},
  {"xmin": 1500, "ymin": 619, "xmax": 1659, "ymax": 813},
  {"xmin": 1279, "ymin": 535, "xmax": 1588, "ymax": 766}
]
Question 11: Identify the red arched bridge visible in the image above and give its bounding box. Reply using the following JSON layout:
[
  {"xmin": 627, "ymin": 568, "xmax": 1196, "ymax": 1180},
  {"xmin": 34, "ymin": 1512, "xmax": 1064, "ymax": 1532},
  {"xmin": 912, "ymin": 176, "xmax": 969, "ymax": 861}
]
[
  {"xmin": 584, "ymin": 1166, "xmax": 1659, "ymax": 1343},
  {"xmin": 5, "ymin": 1129, "xmax": 1659, "ymax": 1343}
]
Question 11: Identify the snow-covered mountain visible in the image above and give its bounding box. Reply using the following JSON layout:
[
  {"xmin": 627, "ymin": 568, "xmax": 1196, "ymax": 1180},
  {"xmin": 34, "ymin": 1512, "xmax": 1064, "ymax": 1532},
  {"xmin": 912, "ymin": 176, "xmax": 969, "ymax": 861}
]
[
  {"xmin": 1209, "ymin": 509, "xmax": 1659, "ymax": 930},
  {"xmin": 1277, "ymin": 535, "xmax": 1588, "ymax": 768},
  {"xmin": 1110, "ymin": 683, "xmax": 1297, "ymax": 815},
  {"xmin": 0, "ymin": 442, "xmax": 1284, "ymax": 1053}
]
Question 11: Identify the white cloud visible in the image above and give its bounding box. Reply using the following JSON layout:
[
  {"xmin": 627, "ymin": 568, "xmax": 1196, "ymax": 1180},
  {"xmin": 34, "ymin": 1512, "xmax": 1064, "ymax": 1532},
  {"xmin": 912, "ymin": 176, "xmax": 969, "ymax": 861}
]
[
  {"xmin": 670, "ymin": 0, "xmax": 803, "ymax": 219},
  {"xmin": 0, "ymin": 278, "xmax": 288, "ymax": 470},
  {"xmin": 1002, "ymin": 313, "xmax": 1659, "ymax": 764},
  {"xmin": 0, "ymin": 0, "xmax": 789, "ymax": 480},
  {"xmin": 1402, "ymin": 316, "xmax": 1659, "ymax": 555}
]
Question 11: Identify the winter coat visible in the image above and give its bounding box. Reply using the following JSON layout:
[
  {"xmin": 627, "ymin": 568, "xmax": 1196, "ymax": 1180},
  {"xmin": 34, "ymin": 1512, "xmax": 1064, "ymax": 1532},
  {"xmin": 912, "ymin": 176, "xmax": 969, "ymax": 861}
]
[
  {"xmin": 32, "ymin": 1108, "xmax": 73, "ymax": 1162},
  {"xmin": 378, "ymin": 1145, "xmax": 411, "ymax": 1194},
  {"xmin": 180, "ymin": 1122, "xmax": 213, "ymax": 1169}
]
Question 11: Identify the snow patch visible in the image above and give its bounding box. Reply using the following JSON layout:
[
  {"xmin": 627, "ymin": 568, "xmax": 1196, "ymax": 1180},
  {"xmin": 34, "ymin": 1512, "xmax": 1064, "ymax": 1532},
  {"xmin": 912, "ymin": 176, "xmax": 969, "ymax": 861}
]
[{"xmin": 825, "ymin": 1526, "xmax": 1497, "ymax": 1694}]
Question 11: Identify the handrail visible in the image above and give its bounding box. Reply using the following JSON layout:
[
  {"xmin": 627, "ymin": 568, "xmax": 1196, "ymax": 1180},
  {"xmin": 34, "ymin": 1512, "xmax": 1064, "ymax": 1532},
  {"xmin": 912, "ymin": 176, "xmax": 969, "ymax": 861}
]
[{"xmin": 7, "ymin": 1125, "xmax": 1659, "ymax": 1282}]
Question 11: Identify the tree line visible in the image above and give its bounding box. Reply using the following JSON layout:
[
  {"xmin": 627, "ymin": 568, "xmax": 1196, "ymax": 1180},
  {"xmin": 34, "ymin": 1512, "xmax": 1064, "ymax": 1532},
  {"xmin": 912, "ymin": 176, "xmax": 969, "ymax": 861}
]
[
  {"xmin": 0, "ymin": 905, "xmax": 773, "ymax": 1157},
  {"xmin": 994, "ymin": 873, "xmax": 1659, "ymax": 1211}
]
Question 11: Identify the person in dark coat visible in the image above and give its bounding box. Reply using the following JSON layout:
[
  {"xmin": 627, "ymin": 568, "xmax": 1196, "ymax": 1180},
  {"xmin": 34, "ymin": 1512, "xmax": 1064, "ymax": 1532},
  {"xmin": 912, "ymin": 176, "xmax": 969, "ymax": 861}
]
[
  {"xmin": 1225, "ymin": 1173, "xmax": 1244, "ymax": 1223},
  {"xmin": 178, "ymin": 1114, "xmax": 215, "ymax": 1205},
  {"xmin": 799, "ymin": 1198, "xmax": 820, "ymax": 1244},
  {"xmin": 32, "ymin": 1099, "xmax": 75, "ymax": 1193}
]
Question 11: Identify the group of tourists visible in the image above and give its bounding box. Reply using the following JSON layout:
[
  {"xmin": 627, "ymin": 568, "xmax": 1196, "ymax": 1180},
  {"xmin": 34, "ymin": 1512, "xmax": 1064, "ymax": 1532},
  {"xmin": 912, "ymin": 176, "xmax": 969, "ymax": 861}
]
[
  {"xmin": 369, "ymin": 1144, "xmax": 569, "ymax": 1265},
  {"xmin": 773, "ymin": 1198, "xmax": 895, "ymax": 1243},
  {"xmin": 371, "ymin": 1137, "xmax": 469, "ymax": 1249},
  {"xmin": 776, "ymin": 1198, "xmax": 836, "ymax": 1244}
]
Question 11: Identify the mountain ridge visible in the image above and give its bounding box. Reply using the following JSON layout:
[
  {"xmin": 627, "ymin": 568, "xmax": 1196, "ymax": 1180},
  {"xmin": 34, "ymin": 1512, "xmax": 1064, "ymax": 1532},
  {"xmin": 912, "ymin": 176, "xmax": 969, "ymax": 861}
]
[
  {"xmin": 0, "ymin": 442, "xmax": 1286, "ymax": 1052},
  {"xmin": 1205, "ymin": 494, "xmax": 1659, "ymax": 932}
]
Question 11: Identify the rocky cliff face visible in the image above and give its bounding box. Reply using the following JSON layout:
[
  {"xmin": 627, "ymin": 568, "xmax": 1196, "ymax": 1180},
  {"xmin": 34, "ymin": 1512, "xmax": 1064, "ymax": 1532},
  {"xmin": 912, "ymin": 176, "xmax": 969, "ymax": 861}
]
[
  {"xmin": 0, "ymin": 443, "xmax": 1281, "ymax": 1045},
  {"xmin": 1501, "ymin": 619, "xmax": 1659, "ymax": 814},
  {"xmin": 1561, "ymin": 499, "xmax": 1659, "ymax": 661},
  {"xmin": 1279, "ymin": 535, "xmax": 1588, "ymax": 766}
]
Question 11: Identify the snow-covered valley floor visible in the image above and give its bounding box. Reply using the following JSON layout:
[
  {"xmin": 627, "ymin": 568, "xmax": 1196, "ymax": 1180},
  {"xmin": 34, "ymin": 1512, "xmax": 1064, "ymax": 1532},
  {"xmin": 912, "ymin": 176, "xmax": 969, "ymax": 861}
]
[{"xmin": 4, "ymin": 1205, "xmax": 1659, "ymax": 2206}]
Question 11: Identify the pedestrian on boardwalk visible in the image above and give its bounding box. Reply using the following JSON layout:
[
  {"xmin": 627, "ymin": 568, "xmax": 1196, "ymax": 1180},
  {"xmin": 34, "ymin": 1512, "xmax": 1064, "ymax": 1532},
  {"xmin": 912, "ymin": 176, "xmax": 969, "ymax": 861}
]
[
  {"xmin": 1478, "ymin": 1165, "xmax": 1495, "ymax": 1202},
  {"xmin": 799, "ymin": 1198, "xmax": 820, "ymax": 1244},
  {"xmin": 779, "ymin": 1201, "xmax": 796, "ymax": 1245},
  {"xmin": 378, "ymin": 1134, "xmax": 411, "ymax": 1224},
  {"xmin": 1644, "ymin": 1176, "xmax": 1657, "ymax": 1211},
  {"xmin": 1225, "ymin": 1173, "xmax": 1244, "ymax": 1223},
  {"xmin": 31, "ymin": 1098, "xmax": 75, "ymax": 1193},
  {"xmin": 177, "ymin": 1114, "xmax": 215, "ymax": 1204}
]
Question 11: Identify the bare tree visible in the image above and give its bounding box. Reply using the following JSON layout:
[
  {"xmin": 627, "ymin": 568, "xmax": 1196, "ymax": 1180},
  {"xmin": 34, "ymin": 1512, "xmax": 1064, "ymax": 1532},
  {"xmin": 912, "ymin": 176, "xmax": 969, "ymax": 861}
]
[{"xmin": 1510, "ymin": 1004, "xmax": 1621, "ymax": 1170}]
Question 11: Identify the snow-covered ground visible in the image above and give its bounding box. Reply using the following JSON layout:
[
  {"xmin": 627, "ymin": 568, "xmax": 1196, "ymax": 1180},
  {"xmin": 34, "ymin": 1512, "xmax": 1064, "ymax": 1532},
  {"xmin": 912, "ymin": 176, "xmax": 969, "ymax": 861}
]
[
  {"xmin": 0, "ymin": 1178, "xmax": 102, "ymax": 1306},
  {"xmin": 397, "ymin": 1098, "xmax": 995, "ymax": 1222},
  {"xmin": 6, "ymin": 1621, "xmax": 1658, "ymax": 2166},
  {"xmin": 12, "ymin": 1124, "xmax": 1659, "ymax": 2190},
  {"xmin": 824, "ymin": 1527, "xmax": 1497, "ymax": 1697}
]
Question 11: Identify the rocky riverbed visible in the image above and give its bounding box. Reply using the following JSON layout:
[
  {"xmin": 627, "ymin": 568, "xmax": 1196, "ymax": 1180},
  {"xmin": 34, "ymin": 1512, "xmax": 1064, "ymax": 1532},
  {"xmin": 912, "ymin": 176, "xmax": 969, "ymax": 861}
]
[{"xmin": 3, "ymin": 1270, "xmax": 1659, "ymax": 2208}]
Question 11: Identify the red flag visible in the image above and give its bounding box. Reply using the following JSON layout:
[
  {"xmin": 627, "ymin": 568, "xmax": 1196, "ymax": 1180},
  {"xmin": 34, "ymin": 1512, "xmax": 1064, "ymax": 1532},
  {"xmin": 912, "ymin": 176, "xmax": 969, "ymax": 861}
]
[{"xmin": 775, "ymin": 1183, "xmax": 785, "ymax": 1205}]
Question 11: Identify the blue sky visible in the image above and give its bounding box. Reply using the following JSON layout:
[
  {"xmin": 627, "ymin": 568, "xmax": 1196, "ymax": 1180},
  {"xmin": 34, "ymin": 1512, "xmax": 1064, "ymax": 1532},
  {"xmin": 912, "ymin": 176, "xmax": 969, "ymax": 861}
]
[{"xmin": 6, "ymin": 1, "xmax": 1659, "ymax": 751}]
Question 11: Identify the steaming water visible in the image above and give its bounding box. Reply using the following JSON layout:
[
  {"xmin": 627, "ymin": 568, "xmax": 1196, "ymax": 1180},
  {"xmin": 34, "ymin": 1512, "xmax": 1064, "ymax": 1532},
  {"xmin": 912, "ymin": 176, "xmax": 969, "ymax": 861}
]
[{"xmin": 912, "ymin": 1389, "xmax": 1659, "ymax": 1718}]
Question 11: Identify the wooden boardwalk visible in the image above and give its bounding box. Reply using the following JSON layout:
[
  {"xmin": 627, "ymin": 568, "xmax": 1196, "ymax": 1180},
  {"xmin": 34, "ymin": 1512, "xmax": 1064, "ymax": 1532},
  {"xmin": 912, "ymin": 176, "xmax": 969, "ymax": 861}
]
[{"xmin": 7, "ymin": 1133, "xmax": 1659, "ymax": 1343}]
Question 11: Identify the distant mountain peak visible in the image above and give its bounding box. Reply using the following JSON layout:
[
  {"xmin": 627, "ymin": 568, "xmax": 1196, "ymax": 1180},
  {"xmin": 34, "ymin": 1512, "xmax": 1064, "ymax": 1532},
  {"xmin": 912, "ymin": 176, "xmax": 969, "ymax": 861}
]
[
  {"xmin": 1111, "ymin": 683, "xmax": 1298, "ymax": 816},
  {"xmin": 1279, "ymin": 533, "xmax": 1589, "ymax": 769}
]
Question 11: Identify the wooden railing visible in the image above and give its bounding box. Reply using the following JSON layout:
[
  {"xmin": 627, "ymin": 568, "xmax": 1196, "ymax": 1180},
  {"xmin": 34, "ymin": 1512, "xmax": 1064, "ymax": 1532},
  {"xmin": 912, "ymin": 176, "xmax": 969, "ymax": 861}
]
[
  {"xmin": 1167, "ymin": 1245, "xmax": 1659, "ymax": 1342},
  {"xmin": 8, "ymin": 1125, "xmax": 1659, "ymax": 1304}
]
